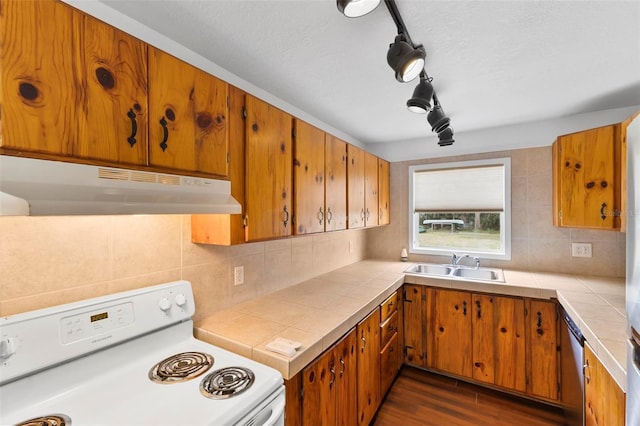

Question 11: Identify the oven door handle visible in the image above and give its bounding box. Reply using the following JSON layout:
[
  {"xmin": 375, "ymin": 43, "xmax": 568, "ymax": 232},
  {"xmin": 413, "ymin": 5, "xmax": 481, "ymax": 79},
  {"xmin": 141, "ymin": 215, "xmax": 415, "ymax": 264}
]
[{"xmin": 262, "ymin": 395, "xmax": 286, "ymax": 426}]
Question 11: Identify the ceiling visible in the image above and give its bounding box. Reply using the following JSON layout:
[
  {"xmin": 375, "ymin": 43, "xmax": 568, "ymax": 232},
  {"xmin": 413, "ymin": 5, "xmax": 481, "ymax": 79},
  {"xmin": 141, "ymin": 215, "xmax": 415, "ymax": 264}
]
[{"xmin": 98, "ymin": 0, "xmax": 640, "ymax": 148}]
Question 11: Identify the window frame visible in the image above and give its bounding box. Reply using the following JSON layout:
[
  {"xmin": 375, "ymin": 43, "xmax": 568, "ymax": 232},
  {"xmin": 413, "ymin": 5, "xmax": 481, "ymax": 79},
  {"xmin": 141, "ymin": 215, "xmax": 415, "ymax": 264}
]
[{"xmin": 408, "ymin": 157, "xmax": 512, "ymax": 260}]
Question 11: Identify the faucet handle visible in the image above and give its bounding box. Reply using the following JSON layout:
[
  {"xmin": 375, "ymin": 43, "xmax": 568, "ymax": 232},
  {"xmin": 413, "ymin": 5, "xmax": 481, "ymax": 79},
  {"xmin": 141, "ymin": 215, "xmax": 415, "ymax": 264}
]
[
  {"xmin": 474, "ymin": 257, "xmax": 481, "ymax": 269},
  {"xmin": 451, "ymin": 253, "xmax": 458, "ymax": 265}
]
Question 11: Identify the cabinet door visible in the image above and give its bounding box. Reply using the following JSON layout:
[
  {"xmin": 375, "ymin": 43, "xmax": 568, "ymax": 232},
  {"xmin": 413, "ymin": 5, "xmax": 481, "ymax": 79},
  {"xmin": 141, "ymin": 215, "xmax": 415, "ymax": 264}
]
[
  {"xmin": 293, "ymin": 120, "xmax": 325, "ymax": 235},
  {"xmin": 302, "ymin": 349, "xmax": 336, "ymax": 426},
  {"xmin": 325, "ymin": 135, "xmax": 348, "ymax": 232},
  {"xmin": 244, "ymin": 95, "xmax": 292, "ymax": 241},
  {"xmin": 553, "ymin": 126, "xmax": 616, "ymax": 229},
  {"xmin": 378, "ymin": 159, "xmax": 390, "ymax": 226},
  {"xmin": 380, "ymin": 332, "xmax": 400, "ymax": 396},
  {"xmin": 584, "ymin": 344, "xmax": 625, "ymax": 426},
  {"xmin": 1, "ymin": 0, "xmax": 147, "ymax": 164},
  {"xmin": 471, "ymin": 294, "xmax": 495, "ymax": 384},
  {"xmin": 403, "ymin": 285, "xmax": 426, "ymax": 366},
  {"xmin": 494, "ymin": 296, "xmax": 526, "ymax": 391},
  {"xmin": 347, "ymin": 145, "xmax": 365, "ymax": 229},
  {"xmin": 527, "ymin": 299, "xmax": 559, "ymax": 400},
  {"xmin": 148, "ymin": 46, "xmax": 229, "ymax": 176},
  {"xmin": 364, "ymin": 152, "xmax": 379, "ymax": 227},
  {"xmin": 430, "ymin": 289, "xmax": 472, "ymax": 378},
  {"xmin": 335, "ymin": 330, "xmax": 357, "ymax": 426},
  {"xmin": 191, "ymin": 86, "xmax": 246, "ymax": 245},
  {"xmin": 356, "ymin": 308, "xmax": 380, "ymax": 426}
]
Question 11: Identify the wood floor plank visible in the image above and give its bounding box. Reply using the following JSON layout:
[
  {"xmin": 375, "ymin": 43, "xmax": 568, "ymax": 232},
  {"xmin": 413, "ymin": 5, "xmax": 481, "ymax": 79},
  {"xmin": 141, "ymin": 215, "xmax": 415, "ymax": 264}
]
[{"xmin": 372, "ymin": 367, "xmax": 568, "ymax": 426}]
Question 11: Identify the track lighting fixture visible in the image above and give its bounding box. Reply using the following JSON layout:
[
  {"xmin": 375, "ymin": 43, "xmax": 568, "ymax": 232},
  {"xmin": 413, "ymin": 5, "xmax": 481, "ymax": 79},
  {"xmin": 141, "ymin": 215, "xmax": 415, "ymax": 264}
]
[
  {"xmin": 437, "ymin": 127, "xmax": 455, "ymax": 147},
  {"xmin": 336, "ymin": 0, "xmax": 381, "ymax": 18},
  {"xmin": 387, "ymin": 35, "xmax": 426, "ymax": 82},
  {"xmin": 338, "ymin": 0, "xmax": 454, "ymax": 146},
  {"xmin": 406, "ymin": 74, "xmax": 434, "ymax": 113}
]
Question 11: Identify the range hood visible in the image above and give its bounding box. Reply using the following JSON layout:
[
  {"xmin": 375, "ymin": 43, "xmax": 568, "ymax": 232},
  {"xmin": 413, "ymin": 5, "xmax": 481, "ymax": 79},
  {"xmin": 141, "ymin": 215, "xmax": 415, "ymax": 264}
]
[{"xmin": 0, "ymin": 156, "xmax": 242, "ymax": 216}]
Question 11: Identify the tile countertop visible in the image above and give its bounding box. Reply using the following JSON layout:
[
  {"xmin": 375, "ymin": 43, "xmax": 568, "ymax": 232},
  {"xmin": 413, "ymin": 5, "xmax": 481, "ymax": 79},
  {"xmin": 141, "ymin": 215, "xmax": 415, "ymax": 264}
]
[{"xmin": 194, "ymin": 260, "xmax": 628, "ymax": 391}]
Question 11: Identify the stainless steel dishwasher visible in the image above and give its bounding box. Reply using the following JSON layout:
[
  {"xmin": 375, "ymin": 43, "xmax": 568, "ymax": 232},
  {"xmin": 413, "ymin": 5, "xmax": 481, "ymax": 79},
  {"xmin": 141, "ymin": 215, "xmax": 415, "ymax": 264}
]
[{"xmin": 559, "ymin": 304, "xmax": 585, "ymax": 426}]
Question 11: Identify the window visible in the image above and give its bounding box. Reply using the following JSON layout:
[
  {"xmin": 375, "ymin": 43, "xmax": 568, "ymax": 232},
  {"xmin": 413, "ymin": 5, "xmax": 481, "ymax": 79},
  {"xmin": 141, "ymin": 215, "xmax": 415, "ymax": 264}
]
[{"xmin": 409, "ymin": 158, "xmax": 511, "ymax": 260}]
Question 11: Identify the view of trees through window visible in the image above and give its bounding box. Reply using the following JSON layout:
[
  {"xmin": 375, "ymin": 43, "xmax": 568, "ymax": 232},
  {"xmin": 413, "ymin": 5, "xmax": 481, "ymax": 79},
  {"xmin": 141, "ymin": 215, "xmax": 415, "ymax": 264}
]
[{"xmin": 417, "ymin": 212, "xmax": 502, "ymax": 251}]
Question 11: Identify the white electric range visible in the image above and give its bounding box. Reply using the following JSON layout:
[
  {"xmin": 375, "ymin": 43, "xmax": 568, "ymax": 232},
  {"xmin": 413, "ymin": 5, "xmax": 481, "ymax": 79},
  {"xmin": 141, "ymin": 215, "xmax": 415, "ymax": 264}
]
[{"xmin": 0, "ymin": 280, "xmax": 285, "ymax": 426}]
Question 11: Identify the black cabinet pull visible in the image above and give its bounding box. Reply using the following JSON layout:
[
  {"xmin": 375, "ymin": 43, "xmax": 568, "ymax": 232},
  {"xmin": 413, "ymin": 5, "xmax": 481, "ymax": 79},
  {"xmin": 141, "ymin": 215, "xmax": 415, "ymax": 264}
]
[
  {"xmin": 327, "ymin": 207, "xmax": 333, "ymax": 224},
  {"xmin": 600, "ymin": 202, "xmax": 607, "ymax": 220},
  {"xmin": 476, "ymin": 300, "xmax": 481, "ymax": 319},
  {"xmin": 536, "ymin": 311, "xmax": 542, "ymax": 328},
  {"xmin": 463, "ymin": 301, "xmax": 467, "ymax": 316},
  {"xmin": 283, "ymin": 205, "xmax": 289, "ymax": 228},
  {"xmin": 127, "ymin": 108, "xmax": 137, "ymax": 147},
  {"xmin": 317, "ymin": 207, "xmax": 324, "ymax": 225},
  {"xmin": 159, "ymin": 117, "xmax": 169, "ymax": 152}
]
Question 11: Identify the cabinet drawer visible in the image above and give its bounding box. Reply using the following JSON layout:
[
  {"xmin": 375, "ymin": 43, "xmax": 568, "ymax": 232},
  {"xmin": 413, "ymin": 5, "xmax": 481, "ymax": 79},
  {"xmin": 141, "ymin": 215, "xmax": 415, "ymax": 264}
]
[
  {"xmin": 380, "ymin": 310, "xmax": 398, "ymax": 349},
  {"xmin": 380, "ymin": 332, "xmax": 400, "ymax": 395},
  {"xmin": 380, "ymin": 291, "xmax": 398, "ymax": 322}
]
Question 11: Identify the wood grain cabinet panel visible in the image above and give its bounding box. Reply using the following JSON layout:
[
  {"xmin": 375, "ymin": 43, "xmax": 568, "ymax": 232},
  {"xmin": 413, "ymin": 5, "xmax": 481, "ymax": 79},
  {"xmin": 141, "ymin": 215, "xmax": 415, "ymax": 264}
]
[
  {"xmin": 244, "ymin": 94, "xmax": 292, "ymax": 241},
  {"xmin": 403, "ymin": 284, "xmax": 426, "ymax": 367},
  {"xmin": 430, "ymin": 288, "xmax": 473, "ymax": 378},
  {"xmin": 1, "ymin": 0, "xmax": 148, "ymax": 165},
  {"xmin": 584, "ymin": 343, "xmax": 625, "ymax": 426},
  {"xmin": 471, "ymin": 294, "xmax": 495, "ymax": 384},
  {"xmin": 293, "ymin": 120, "xmax": 326, "ymax": 235},
  {"xmin": 364, "ymin": 152, "xmax": 378, "ymax": 227},
  {"xmin": 301, "ymin": 329, "xmax": 357, "ymax": 426},
  {"xmin": 356, "ymin": 308, "xmax": 380, "ymax": 426},
  {"xmin": 325, "ymin": 135, "xmax": 348, "ymax": 232},
  {"xmin": 347, "ymin": 145, "xmax": 365, "ymax": 229},
  {"xmin": 493, "ymin": 296, "xmax": 526, "ymax": 391},
  {"xmin": 148, "ymin": 46, "xmax": 229, "ymax": 176},
  {"xmin": 527, "ymin": 299, "xmax": 559, "ymax": 400},
  {"xmin": 378, "ymin": 159, "xmax": 390, "ymax": 226}
]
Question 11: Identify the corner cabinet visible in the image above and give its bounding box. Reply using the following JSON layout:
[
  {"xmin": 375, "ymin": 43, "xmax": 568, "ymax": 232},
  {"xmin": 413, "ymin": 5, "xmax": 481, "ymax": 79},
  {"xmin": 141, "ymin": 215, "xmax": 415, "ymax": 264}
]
[
  {"xmin": 584, "ymin": 343, "xmax": 625, "ymax": 426},
  {"xmin": 244, "ymin": 94, "xmax": 293, "ymax": 241},
  {"xmin": 1, "ymin": 0, "xmax": 148, "ymax": 165}
]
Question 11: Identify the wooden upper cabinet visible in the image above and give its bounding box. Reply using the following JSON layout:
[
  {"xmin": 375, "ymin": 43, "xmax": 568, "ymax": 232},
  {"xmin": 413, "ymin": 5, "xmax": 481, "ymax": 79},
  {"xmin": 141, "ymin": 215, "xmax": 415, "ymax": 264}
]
[
  {"xmin": 244, "ymin": 95, "xmax": 292, "ymax": 241},
  {"xmin": 325, "ymin": 135, "xmax": 348, "ymax": 232},
  {"xmin": 378, "ymin": 159, "xmax": 390, "ymax": 226},
  {"xmin": 293, "ymin": 119, "xmax": 325, "ymax": 235},
  {"xmin": 429, "ymin": 288, "xmax": 472, "ymax": 378},
  {"xmin": 148, "ymin": 46, "xmax": 229, "ymax": 176},
  {"xmin": 191, "ymin": 86, "xmax": 246, "ymax": 246},
  {"xmin": 347, "ymin": 145, "xmax": 365, "ymax": 229},
  {"xmin": 553, "ymin": 125, "xmax": 618, "ymax": 229},
  {"xmin": 527, "ymin": 299, "xmax": 559, "ymax": 401},
  {"xmin": 364, "ymin": 152, "xmax": 379, "ymax": 227},
  {"xmin": 1, "ymin": 0, "xmax": 148, "ymax": 165}
]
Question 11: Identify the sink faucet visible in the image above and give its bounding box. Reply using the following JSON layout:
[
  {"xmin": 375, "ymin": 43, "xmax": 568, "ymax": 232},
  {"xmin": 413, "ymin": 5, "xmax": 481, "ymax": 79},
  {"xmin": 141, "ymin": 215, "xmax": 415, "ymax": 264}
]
[{"xmin": 451, "ymin": 253, "xmax": 480, "ymax": 269}]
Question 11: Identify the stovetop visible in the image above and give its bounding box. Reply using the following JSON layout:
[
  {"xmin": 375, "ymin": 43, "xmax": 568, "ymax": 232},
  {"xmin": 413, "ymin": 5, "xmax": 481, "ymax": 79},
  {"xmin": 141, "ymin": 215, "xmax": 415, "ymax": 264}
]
[{"xmin": 0, "ymin": 281, "xmax": 283, "ymax": 426}]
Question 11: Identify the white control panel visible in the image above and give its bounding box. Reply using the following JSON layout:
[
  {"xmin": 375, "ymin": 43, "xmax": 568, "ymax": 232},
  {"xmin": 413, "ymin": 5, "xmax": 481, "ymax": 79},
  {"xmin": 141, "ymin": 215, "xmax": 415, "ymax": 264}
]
[{"xmin": 60, "ymin": 302, "xmax": 134, "ymax": 344}]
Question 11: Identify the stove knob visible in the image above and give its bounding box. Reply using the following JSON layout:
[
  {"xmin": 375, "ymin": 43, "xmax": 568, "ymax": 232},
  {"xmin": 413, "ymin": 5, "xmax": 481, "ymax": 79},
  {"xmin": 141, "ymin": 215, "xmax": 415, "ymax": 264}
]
[
  {"xmin": 174, "ymin": 293, "xmax": 187, "ymax": 307},
  {"xmin": 0, "ymin": 337, "xmax": 15, "ymax": 359},
  {"xmin": 158, "ymin": 297, "xmax": 172, "ymax": 312}
]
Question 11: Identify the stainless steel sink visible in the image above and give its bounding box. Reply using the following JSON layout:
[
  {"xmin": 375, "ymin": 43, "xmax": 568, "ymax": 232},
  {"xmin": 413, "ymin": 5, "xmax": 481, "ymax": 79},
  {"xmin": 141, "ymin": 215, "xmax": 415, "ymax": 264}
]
[{"xmin": 404, "ymin": 263, "xmax": 505, "ymax": 282}]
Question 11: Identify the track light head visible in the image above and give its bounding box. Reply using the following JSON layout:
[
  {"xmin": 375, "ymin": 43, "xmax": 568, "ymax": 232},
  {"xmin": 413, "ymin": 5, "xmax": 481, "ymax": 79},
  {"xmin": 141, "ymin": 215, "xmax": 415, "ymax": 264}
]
[
  {"xmin": 437, "ymin": 127, "xmax": 455, "ymax": 147},
  {"xmin": 387, "ymin": 35, "xmax": 426, "ymax": 82},
  {"xmin": 427, "ymin": 104, "xmax": 450, "ymax": 133},
  {"xmin": 406, "ymin": 76, "xmax": 434, "ymax": 114},
  {"xmin": 337, "ymin": 0, "xmax": 381, "ymax": 18}
]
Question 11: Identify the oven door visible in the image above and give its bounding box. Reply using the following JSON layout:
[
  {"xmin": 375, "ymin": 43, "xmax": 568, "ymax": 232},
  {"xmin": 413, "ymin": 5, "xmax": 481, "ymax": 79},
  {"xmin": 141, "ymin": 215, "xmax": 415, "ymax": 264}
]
[{"xmin": 234, "ymin": 385, "xmax": 285, "ymax": 426}]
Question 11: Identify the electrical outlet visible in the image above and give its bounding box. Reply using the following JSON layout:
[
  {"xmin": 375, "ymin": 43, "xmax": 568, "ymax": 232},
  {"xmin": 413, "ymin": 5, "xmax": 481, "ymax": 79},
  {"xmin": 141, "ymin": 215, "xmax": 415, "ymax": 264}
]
[
  {"xmin": 571, "ymin": 243, "xmax": 592, "ymax": 258},
  {"xmin": 234, "ymin": 266, "xmax": 244, "ymax": 286}
]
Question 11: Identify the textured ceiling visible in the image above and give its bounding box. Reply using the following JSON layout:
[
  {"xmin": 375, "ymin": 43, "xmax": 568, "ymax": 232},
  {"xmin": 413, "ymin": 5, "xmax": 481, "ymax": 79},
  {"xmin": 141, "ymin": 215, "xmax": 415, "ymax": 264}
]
[{"xmin": 99, "ymin": 0, "xmax": 640, "ymax": 145}]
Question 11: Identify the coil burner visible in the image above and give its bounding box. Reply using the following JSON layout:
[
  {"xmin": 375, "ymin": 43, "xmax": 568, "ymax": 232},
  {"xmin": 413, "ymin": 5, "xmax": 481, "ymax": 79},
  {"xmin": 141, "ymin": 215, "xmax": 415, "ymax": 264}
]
[
  {"xmin": 149, "ymin": 351, "xmax": 214, "ymax": 384},
  {"xmin": 200, "ymin": 366, "xmax": 255, "ymax": 399},
  {"xmin": 15, "ymin": 414, "xmax": 72, "ymax": 426}
]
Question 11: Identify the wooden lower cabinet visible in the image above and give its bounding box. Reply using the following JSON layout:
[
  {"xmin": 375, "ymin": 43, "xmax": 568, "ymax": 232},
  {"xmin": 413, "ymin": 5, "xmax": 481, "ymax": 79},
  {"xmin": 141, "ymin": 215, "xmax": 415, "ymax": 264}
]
[
  {"xmin": 356, "ymin": 308, "xmax": 380, "ymax": 426},
  {"xmin": 404, "ymin": 285, "xmax": 559, "ymax": 402},
  {"xmin": 584, "ymin": 343, "xmax": 625, "ymax": 426},
  {"xmin": 301, "ymin": 329, "xmax": 357, "ymax": 426},
  {"xmin": 527, "ymin": 299, "xmax": 559, "ymax": 400},
  {"xmin": 379, "ymin": 291, "xmax": 402, "ymax": 397}
]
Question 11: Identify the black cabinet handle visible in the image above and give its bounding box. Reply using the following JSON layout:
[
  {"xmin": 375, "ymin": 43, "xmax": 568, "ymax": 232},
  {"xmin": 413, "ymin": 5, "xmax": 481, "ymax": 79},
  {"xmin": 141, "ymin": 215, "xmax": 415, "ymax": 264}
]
[
  {"xmin": 283, "ymin": 206, "xmax": 289, "ymax": 228},
  {"xmin": 327, "ymin": 207, "xmax": 333, "ymax": 224},
  {"xmin": 127, "ymin": 108, "xmax": 137, "ymax": 147},
  {"xmin": 476, "ymin": 300, "xmax": 481, "ymax": 319},
  {"xmin": 159, "ymin": 117, "xmax": 169, "ymax": 152},
  {"xmin": 318, "ymin": 207, "xmax": 324, "ymax": 225},
  {"xmin": 339, "ymin": 358, "xmax": 345, "ymax": 376},
  {"xmin": 463, "ymin": 301, "xmax": 467, "ymax": 316},
  {"xmin": 600, "ymin": 202, "xmax": 607, "ymax": 220}
]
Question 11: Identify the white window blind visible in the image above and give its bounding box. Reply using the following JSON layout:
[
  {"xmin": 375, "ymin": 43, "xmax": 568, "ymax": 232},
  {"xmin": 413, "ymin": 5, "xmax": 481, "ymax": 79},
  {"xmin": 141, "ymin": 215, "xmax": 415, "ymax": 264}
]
[{"xmin": 413, "ymin": 165, "xmax": 505, "ymax": 212}]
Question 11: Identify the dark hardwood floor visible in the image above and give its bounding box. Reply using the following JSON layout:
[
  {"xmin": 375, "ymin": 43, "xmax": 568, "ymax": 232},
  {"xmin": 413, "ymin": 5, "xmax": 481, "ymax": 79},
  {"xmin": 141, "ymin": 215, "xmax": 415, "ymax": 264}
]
[{"xmin": 372, "ymin": 367, "xmax": 568, "ymax": 426}]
